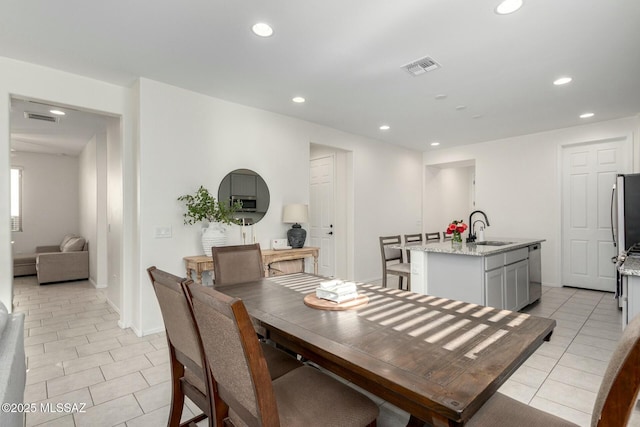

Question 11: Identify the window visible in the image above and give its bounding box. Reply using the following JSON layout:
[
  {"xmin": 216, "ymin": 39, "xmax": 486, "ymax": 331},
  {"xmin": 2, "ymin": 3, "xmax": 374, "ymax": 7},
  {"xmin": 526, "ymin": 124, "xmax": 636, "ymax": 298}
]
[{"xmin": 11, "ymin": 167, "xmax": 22, "ymax": 232}]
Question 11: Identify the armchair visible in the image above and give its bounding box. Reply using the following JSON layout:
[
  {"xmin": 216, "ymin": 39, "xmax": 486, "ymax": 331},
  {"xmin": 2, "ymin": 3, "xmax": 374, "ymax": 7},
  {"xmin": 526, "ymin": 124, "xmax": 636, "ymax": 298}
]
[{"xmin": 36, "ymin": 235, "xmax": 89, "ymax": 284}]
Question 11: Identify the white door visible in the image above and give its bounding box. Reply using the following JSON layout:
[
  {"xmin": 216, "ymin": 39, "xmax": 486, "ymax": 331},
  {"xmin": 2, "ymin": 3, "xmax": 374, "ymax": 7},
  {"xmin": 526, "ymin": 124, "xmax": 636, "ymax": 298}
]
[
  {"xmin": 310, "ymin": 155, "xmax": 335, "ymax": 277},
  {"xmin": 562, "ymin": 138, "xmax": 631, "ymax": 291}
]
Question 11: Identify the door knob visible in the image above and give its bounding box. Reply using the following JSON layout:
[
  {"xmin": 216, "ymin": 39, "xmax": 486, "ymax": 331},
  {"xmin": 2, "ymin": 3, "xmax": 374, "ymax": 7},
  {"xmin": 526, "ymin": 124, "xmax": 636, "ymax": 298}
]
[{"xmin": 328, "ymin": 231, "xmax": 333, "ymax": 235}]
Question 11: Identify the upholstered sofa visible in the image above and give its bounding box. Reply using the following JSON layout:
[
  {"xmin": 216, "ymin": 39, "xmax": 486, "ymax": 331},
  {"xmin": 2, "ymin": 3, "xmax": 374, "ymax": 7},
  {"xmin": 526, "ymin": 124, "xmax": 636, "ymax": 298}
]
[
  {"xmin": 0, "ymin": 302, "xmax": 26, "ymax": 427},
  {"xmin": 35, "ymin": 235, "xmax": 89, "ymax": 284}
]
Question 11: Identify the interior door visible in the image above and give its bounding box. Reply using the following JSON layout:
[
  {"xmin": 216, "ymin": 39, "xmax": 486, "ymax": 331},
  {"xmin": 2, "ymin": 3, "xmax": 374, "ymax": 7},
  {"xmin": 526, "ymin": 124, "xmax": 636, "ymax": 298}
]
[
  {"xmin": 562, "ymin": 138, "xmax": 631, "ymax": 291},
  {"xmin": 310, "ymin": 155, "xmax": 335, "ymax": 277}
]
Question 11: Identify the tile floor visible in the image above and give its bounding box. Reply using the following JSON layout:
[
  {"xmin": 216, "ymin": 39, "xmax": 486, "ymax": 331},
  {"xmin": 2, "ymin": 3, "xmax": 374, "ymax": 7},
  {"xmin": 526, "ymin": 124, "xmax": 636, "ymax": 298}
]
[{"xmin": 12, "ymin": 275, "xmax": 640, "ymax": 427}]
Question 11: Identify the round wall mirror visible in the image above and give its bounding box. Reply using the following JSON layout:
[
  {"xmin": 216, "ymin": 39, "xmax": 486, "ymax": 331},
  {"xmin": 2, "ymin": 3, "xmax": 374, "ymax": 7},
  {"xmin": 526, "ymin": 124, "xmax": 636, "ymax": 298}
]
[{"xmin": 218, "ymin": 169, "xmax": 270, "ymax": 225}]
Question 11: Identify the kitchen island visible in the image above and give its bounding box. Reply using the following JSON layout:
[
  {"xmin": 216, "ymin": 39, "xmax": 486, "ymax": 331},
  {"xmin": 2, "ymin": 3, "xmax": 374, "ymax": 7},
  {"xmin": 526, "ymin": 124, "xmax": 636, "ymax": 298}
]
[{"xmin": 400, "ymin": 238, "xmax": 544, "ymax": 311}]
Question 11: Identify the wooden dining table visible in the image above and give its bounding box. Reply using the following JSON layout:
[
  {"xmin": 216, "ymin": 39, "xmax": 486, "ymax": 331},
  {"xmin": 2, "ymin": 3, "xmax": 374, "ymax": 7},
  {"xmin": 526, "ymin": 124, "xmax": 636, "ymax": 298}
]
[{"xmin": 214, "ymin": 273, "xmax": 556, "ymax": 427}]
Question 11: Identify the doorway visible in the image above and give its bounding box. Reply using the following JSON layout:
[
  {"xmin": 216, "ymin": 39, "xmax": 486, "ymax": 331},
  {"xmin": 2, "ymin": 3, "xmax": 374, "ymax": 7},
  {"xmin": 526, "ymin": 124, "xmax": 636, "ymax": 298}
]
[
  {"xmin": 9, "ymin": 96, "xmax": 123, "ymax": 309},
  {"xmin": 424, "ymin": 160, "xmax": 476, "ymax": 234},
  {"xmin": 309, "ymin": 144, "xmax": 354, "ymax": 279},
  {"xmin": 561, "ymin": 137, "xmax": 632, "ymax": 291}
]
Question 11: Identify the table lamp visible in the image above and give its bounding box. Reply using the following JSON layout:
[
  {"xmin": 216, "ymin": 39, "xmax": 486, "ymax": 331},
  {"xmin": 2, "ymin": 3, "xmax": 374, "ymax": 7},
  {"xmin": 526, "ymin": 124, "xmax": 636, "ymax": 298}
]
[{"xmin": 283, "ymin": 204, "xmax": 308, "ymax": 248}]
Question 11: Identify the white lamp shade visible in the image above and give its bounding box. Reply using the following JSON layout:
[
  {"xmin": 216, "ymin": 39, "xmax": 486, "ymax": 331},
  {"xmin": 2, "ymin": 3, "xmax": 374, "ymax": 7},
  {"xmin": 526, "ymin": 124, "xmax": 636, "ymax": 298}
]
[{"xmin": 282, "ymin": 204, "xmax": 308, "ymax": 224}]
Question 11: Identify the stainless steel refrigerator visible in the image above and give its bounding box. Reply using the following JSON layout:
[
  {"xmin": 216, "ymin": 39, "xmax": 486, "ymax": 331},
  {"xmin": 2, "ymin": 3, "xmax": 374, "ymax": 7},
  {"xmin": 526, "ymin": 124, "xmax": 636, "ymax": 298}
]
[
  {"xmin": 612, "ymin": 173, "xmax": 640, "ymax": 308},
  {"xmin": 613, "ymin": 173, "xmax": 640, "ymax": 254}
]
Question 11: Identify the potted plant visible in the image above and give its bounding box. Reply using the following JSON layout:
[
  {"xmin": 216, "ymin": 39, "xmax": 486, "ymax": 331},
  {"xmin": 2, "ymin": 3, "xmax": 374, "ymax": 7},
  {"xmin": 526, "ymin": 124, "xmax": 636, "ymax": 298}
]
[{"xmin": 178, "ymin": 186, "xmax": 242, "ymax": 255}]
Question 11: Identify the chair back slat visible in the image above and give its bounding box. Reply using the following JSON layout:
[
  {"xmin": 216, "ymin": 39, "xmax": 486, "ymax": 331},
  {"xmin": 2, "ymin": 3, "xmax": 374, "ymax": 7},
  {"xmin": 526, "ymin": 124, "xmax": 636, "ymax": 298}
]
[
  {"xmin": 425, "ymin": 232, "xmax": 441, "ymax": 242},
  {"xmin": 591, "ymin": 313, "xmax": 640, "ymax": 427},
  {"xmin": 213, "ymin": 244, "xmax": 264, "ymax": 286}
]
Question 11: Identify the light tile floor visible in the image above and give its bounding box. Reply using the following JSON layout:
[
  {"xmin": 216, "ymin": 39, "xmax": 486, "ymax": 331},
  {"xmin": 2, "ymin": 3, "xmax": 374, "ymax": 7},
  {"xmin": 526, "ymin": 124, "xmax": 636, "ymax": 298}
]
[{"xmin": 12, "ymin": 275, "xmax": 640, "ymax": 427}]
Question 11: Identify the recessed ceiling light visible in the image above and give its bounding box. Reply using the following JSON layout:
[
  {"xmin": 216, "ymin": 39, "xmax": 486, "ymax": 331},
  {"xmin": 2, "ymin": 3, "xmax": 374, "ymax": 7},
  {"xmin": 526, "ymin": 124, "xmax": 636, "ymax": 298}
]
[
  {"xmin": 472, "ymin": 114, "xmax": 484, "ymax": 119},
  {"xmin": 292, "ymin": 97, "xmax": 305, "ymax": 103},
  {"xmin": 580, "ymin": 112, "xmax": 595, "ymax": 119},
  {"xmin": 379, "ymin": 125, "xmax": 390, "ymax": 131},
  {"xmin": 495, "ymin": 0, "xmax": 523, "ymax": 15},
  {"xmin": 455, "ymin": 105, "xmax": 467, "ymax": 111},
  {"xmin": 434, "ymin": 94, "xmax": 448, "ymax": 100},
  {"xmin": 553, "ymin": 76, "xmax": 572, "ymax": 86},
  {"xmin": 251, "ymin": 23, "xmax": 274, "ymax": 37},
  {"xmin": 430, "ymin": 142, "xmax": 440, "ymax": 146},
  {"xmin": 49, "ymin": 109, "xmax": 65, "ymax": 116}
]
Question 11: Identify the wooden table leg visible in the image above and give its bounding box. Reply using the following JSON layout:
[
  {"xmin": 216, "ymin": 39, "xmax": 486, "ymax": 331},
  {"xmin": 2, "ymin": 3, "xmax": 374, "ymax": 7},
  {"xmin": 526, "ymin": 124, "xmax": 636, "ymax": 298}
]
[
  {"xmin": 196, "ymin": 269, "xmax": 203, "ymax": 285},
  {"xmin": 313, "ymin": 254, "xmax": 318, "ymax": 275}
]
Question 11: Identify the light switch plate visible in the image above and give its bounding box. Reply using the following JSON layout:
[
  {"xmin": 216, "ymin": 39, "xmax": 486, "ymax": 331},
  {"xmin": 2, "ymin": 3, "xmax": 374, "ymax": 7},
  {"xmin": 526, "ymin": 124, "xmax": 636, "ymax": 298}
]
[{"xmin": 155, "ymin": 226, "xmax": 172, "ymax": 238}]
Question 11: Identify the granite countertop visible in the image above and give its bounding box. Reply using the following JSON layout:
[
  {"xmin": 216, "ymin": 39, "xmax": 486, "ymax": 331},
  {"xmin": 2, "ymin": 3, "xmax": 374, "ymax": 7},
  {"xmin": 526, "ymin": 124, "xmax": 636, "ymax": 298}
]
[
  {"xmin": 620, "ymin": 257, "xmax": 640, "ymax": 276},
  {"xmin": 393, "ymin": 237, "xmax": 545, "ymax": 257}
]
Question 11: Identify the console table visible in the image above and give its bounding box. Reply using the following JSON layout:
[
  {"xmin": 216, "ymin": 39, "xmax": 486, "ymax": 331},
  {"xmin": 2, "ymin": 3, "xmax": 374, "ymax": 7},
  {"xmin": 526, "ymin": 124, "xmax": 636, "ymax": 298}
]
[{"xmin": 184, "ymin": 246, "xmax": 319, "ymax": 284}]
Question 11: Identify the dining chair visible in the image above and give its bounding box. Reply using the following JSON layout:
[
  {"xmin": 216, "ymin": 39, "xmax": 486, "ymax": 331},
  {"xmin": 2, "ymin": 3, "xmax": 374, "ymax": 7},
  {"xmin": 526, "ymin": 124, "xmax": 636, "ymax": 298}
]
[
  {"xmin": 148, "ymin": 267, "xmax": 302, "ymax": 427},
  {"xmin": 147, "ymin": 266, "xmax": 212, "ymax": 427},
  {"xmin": 425, "ymin": 232, "xmax": 441, "ymax": 242},
  {"xmin": 442, "ymin": 231, "xmax": 452, "ymax": 241},
  {"xmin": 467, "ymin": 312, "xmax": 640, "ymax": 427},
  {"xmin": 212, "ymin": 243, "xmax": 269, "ymax": 337},
  {"xmin": 211, "ymin": 243, "xmax": 265, "ymax": 286},
  {"xmin": 379, "ymin": 235, "xmax": 411, "ymax": 291},
  {"xmin": 184, "ymin": 283, "xmax": 379, "ymax": 427},
  {"xmin": 403, "ymin": 233, "xmax": 422, "ymax": 263}
]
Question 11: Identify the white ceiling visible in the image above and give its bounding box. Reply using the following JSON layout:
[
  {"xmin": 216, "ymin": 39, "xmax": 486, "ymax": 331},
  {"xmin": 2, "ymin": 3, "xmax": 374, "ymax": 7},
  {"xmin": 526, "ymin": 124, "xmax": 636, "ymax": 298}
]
[
  {"xmin": 2, "ymin": 0, "xmax": 639, "ymax": 152},
  {"xmin": 10, "ymin": 99, "xmax": 108, "ymax": 157}
]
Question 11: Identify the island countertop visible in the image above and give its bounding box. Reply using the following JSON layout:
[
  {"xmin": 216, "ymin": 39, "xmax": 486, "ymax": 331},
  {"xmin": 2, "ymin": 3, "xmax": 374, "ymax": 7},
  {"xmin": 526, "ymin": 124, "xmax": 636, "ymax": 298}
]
[
  {"xmin": 394, "ymin": 237, "xmax": 545, "ymax": 257},
  {"xmin": 620, "ymin": 257, "xmax": 640, "ymax": 276}
]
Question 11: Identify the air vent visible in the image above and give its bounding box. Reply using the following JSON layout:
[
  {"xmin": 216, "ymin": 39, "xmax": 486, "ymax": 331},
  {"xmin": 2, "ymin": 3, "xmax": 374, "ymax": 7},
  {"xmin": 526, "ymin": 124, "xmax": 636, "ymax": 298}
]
[
  {"xmin": 402, "ymin": 56, "xmax": 441, "ymax": 76},
  {"xmin": 24, "ymin": 112, "xmax": 59, "ymax": 123}
]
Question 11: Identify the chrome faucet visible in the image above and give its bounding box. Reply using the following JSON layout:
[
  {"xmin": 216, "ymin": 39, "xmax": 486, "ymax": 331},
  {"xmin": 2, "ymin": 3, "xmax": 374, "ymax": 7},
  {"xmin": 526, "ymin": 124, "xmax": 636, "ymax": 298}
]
[{"xmin": 467, "ymin": 210, "xmax": 490, "ymax": 242}]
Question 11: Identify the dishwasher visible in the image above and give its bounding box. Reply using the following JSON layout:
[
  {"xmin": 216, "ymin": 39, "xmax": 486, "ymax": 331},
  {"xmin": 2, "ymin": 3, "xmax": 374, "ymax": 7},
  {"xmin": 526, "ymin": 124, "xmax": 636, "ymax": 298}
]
[{"xmin": 528, "ymin": 244, "xmax": 542, "ymax": 304}]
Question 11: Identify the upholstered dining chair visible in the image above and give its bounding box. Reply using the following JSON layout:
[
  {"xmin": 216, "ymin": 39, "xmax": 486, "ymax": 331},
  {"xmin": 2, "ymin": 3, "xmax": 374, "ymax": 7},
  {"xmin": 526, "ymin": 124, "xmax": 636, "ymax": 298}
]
[
  {"xmin": 425, "ymin": 232, "xmax": 441, "ymax": 242},
  {"xmin": 147, "ymin": 266, "xmax": 302, "ymax": 427},
  {"xmin": 212, "ymin": 243, "xmax": 269, "ymax": 337},
  {"xmin": 147, "ymin": 266, "xmax": 212, "ymax": 427},
  {"xmin": 379, "ymin": 235, "xmax": 411, "ymax": 291},
  {"xmin": 467, "ymin": 312, "xmax": 640, "ymax": 427},
  {"xmin": 211, "ymin": 243, "xmax": 265, "ymax": 286},
  {"xmin": 184, "ymin": 283, "xmax": 379, "ymax": 427},
  {"xmin": 403, "ymin": 233, "xmax": 422, "ymax": 262}
]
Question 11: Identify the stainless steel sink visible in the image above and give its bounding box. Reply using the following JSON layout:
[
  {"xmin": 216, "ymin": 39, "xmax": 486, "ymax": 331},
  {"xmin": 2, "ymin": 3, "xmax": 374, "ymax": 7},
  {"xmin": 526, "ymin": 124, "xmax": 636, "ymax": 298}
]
[{"xmin": 473, "ymin": 241, "xmax": 514, "ymax": 246}]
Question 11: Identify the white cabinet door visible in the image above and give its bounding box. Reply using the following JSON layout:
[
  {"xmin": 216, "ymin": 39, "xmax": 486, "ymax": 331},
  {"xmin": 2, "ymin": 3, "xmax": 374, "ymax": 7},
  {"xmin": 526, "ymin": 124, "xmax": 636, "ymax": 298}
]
[
  {"xmin": 485, "ymin": 268, "xmax": 504, "ymax": 309},
  {"xmin": 626, "ymin": 275, "xmax": 640, "ymax": 328},
  {"xmin": 504, "ymin": 263, "xmax": 517, "ymax": 311},
  {"xmin": 515, "ymin": 259, "xmax": 529, "ymax": 310}
]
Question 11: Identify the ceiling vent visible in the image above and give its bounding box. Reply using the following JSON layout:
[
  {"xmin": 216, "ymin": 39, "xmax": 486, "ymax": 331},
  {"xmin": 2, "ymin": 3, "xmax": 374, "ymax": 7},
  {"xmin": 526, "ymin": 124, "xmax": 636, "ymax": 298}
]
[
  {"xmin": 24, "ymin": 112, "xmax": 59, "ymax": 123},
  {"xmin": 402, "ymin": 56, "xmax": 441, "ymax": 76}
]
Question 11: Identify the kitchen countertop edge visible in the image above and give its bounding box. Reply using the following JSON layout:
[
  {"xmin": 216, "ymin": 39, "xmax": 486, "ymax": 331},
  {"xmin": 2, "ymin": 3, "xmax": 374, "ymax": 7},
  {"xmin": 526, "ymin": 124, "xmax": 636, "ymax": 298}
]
[
  {"xmin": 620, "ymin": 257, "xmax": 640, "ymax": 276},
  {"xmin": 393, "ymin": 238, "xmax": 545, "ymax": 257}
]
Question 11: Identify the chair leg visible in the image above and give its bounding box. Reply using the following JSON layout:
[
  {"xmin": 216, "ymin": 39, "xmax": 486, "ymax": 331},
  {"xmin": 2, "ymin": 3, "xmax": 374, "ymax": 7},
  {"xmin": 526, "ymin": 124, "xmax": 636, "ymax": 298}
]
[
  {"xmin": 168, "ymin": 349, "xmax": 185, "ymax": 427},
  {"xmin": 398, "ymin": 275, "xmax": 403, "ymax": 290},
  {"xmin": 382, "ymin": 270, "xmax": 387, "ymax": 288}
]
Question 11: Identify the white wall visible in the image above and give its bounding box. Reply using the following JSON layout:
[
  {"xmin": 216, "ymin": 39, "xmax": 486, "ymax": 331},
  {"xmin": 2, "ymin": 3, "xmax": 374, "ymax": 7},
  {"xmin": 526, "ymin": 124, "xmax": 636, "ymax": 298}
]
[
  {"xmin": 106, "ymin": 116, "xmax": 124, "ymax": 314},
  {"xmin": 136, "ymin": 78, "xmax": 423, "ymax": 334},
  {"xmin": 79, "ymin": 136, "xmax": 97, "ymax": 284},
  {"xmin": 11, "ymin": 152, "xmax": 80, "ymax": 254},
  {"xmin": 423, "ymin": 116, "xmax": 640, "ymax": 287},
  {"xmin": 79, "ymin": 133, "xmax": 109, "ymax": 288},
  {"xmin": 424, "ymin": 164, "xmax": 475, "ymax": 234},
  {"xmin": 0, "ymin": 56, "xmax": 132, "ymax": 314}
]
